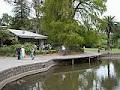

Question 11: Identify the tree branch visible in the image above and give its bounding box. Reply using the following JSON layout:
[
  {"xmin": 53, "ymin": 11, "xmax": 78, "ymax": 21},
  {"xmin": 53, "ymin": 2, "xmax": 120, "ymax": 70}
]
[{"xmin": 73, "ymin": 1, "xmax": 82, "ymax": 17}]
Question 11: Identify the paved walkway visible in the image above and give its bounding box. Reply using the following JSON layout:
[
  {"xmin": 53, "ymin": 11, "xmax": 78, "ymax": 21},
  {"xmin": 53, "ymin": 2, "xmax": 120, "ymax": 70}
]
[{"xmin": 0, "ymin": 52, "xmax": 101, "ymax": 72}]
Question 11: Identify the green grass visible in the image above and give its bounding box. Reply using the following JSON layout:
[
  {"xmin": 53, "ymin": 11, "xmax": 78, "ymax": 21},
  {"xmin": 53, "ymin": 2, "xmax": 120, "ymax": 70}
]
[
  {"xmin": 110, "ymin": 48, "xmax": 120, "ymax": 53},
  {"xmin": 84, "ymin": 48, "xmax": 98, "ymax": 53},
  {"xmin": 85, "ymin": 48, "xmax": 120, "ymax": 53}
]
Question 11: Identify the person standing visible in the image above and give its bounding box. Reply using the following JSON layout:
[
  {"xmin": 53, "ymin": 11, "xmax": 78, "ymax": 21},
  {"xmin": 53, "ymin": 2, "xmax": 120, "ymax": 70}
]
[
  {"xmin": 31, "ymin": 48, "xmax": 35, "ymax": 60},
  {"xmin": 16, "ymin": 47, "xmax": 21, "ymax": 60},
  {"xmin": 21, "ymin": 46, "xmax": 25, "ymax": 59},
  {"xmin": 30, "ymin": 45, "xmax": 37, "ymax": 60},
  {"xmin": 61, "ymin": 45, "xmax": 66, "ymax": 55}
]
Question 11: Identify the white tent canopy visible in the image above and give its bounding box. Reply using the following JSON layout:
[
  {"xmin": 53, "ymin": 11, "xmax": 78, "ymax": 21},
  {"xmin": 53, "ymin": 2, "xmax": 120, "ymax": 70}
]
[{"xmin": 8, "ymin": 29, "xmax": 47, "ymax": 39}]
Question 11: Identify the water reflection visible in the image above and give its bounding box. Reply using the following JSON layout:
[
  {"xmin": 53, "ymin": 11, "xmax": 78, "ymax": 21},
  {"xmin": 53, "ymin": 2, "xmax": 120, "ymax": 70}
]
[
  {"xmin": 2, "ymin": 60, "xmax": 120, "ymax": 90},
  {"xmin": 96, "ymin": 62, "xmax": 116, "ymax": 80}
]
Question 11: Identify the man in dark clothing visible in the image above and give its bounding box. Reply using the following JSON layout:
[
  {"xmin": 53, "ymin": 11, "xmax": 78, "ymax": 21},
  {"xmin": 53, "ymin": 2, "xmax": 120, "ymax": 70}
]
[{"xmin": 16, "ymin": 48, "xmax": 21, "ymax": 60}]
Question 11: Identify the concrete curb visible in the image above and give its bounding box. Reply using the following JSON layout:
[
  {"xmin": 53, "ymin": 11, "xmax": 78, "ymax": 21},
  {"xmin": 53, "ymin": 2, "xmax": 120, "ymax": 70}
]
[{"xmin": 0, "ymin": 60, "xmax": 56, "ymax": 90}]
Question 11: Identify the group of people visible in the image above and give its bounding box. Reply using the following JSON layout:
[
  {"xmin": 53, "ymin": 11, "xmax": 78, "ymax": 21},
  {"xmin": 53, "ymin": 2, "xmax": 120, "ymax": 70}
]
[
  {"xmin": 16, "ymin": 45, "xmax": 37, "ymax": 60},
  {"xmin": 16, "ymin": 44, "xmax": 66, "ymax": 60}
]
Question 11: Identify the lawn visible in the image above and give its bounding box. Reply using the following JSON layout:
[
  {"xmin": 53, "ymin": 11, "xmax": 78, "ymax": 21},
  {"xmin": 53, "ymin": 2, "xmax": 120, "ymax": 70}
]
[{"xmin": 85, "ymin": 48, "xmax": 120, "ymax": 53}]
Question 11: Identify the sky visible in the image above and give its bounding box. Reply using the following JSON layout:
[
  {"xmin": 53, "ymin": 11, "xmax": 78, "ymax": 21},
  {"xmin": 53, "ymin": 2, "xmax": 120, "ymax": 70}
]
[
  {"xmin": 0, "ymin": 0, "xmax": 14, "ymax": 17},
  {"xmin": 103, "ymin": 0, "xmax": 120, "ymax": 21},
  {"xmin": 0, "ymin": 0, "xmax": 120, "ymax": 21}
]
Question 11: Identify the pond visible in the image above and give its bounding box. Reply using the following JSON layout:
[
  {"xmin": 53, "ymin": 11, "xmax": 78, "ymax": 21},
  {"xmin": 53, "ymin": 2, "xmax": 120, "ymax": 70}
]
[{"xmin": 2, "ymin": 59, "xmax": 120, "ymax": 90}]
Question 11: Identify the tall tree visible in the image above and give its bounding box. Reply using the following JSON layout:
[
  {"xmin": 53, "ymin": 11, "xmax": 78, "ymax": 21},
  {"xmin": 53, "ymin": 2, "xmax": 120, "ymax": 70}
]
[
  {"xmin": 5, "ymin": 0, "xmax": 43, "ymax": 32},
  {"xmin": 32, "ymin": 0, "xmax": 43, "ymax": 33},
  {"xmin": 103, "ymin": 16, "xmax": 116, "ymax": 50},
  {"xmin": 10, "ymin": 0, "xmax": 30, "ymax": 30},
  {"xmin": 42, "ymin": 0, "xmax": 106, "ymax": 49},
  {"xmin": 42, "ymin": 0, "xmax": 84, "ymax": 48}
]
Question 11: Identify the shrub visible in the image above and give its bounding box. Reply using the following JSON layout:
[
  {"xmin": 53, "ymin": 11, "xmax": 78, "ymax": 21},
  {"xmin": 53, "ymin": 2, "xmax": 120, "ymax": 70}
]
[
  {"xmin": 0, "ymin": 43, "xmax": 34, "ymax": 56},
  {"xmin": 0, "ymin": 43, "xmax": 58, "ymax": 56},
  {"xmin": 0, "ymin": 46, "xmax": 15, "ymax": 56}
]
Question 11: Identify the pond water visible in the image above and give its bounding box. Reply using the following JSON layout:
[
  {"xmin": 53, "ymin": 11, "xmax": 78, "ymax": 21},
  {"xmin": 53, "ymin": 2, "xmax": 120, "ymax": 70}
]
[{"xmin": 2, "ymin": 60, "xmax": 120, "ymax": 90}]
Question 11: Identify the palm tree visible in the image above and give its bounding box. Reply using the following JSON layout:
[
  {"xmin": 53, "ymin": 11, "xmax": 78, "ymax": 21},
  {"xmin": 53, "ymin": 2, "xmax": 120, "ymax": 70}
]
[{"xmin": 103, "ymin": 16, "xmax": 116, "ymax": 50}]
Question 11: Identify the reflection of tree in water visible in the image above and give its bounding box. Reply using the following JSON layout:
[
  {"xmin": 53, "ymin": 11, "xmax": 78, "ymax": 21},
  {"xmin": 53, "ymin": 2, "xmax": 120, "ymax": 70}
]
[
  {"xmin": 100, "ymin": 60, "xmax": 117, "ymax": 90},
  {"xmin": 2, "ymin": 60, "xmax": 120, "ymax": 90},
  {"xmin": 108, "ymin": 60, "xmax": 120, "ymax": 89},
  {"xmin": 77, "ymin": 69, "xmax": 104, "ymax": 90},
  {"xmin": 67, "ymin": 60, "xmax": 118, "ymax": 90},
  {"xmin": 2, "ymin": 67, "xmax": 55, "ymax": 90},
  {"xmin": 42, "ymin": 63, "xmax": 101, "ymax": 90}
]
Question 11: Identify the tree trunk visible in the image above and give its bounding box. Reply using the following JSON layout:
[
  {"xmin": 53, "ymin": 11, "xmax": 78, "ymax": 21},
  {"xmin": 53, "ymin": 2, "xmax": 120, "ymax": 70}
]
[
  {"xmin": 107, "ymin": 31, "xmax": 110, "ymax": 50},
  {"xmin": 0, "ymin": 38, "xmax": 3, "ymax": 47}
]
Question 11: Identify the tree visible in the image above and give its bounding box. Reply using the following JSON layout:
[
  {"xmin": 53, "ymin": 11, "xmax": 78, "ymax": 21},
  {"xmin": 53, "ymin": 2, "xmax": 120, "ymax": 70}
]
[
  {"xmin": 0, "ymin": 28, "xmax": 13, "ymax": 46},
  {"xmin": 73, "ymin": 0, "xmax": 107, "ymax": 28},
  {"xmin": 42, "ymin": 0, "xmax": 106, "ymax": 49},
  {"xmin": 10, "ymin": 0, "xmax": 30, "ymax": 30},
  {"xmin": 110, "ymin": 22, "xmax": 120, "ymax": 47},
  {"xmin": 103, "ymin": 16, "xmax": 116, "ymax": 50},
  {"xmin": 48, "ymin": 21, "xmax": 84, "ymax": 48},
  {"xmin": 84, "ymin": 30, "xmax": 101, "ymax": 47},
  {"xmin": 42, "ymin": 0, "xmax": 84, "ymax": 49},
  {"xmin": 5, "ymin": 0, "xmax": 43, "ymax": 32},
  {"xmin": 32, "ymin": 0, "xmax": 43, "ymax": 33},
  {"xmin": 1, "ymin": 13, "xmax": 12, "ymax": 26}
]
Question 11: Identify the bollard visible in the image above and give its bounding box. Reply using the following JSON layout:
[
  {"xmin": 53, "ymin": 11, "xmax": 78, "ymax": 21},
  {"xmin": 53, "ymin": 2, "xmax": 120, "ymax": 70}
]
[
  {"xmin": 89, "ymin": 57, "xmax": 91, "ymax": 65},
  {"xmin": 72, "ymin": 59, "xmax": 74, "ymax": 65}
]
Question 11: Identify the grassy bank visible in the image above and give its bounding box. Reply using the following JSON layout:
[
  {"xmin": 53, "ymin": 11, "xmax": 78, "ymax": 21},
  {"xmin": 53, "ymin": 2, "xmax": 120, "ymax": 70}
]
[{"xmin": 84, "ymin": 48, "xmax": 120, "ymax": 53}]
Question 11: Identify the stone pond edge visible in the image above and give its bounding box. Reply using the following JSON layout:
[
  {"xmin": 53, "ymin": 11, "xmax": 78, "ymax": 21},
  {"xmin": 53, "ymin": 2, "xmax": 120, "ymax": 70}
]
[{"xmin": 0, "ymin": 60, "xmax": 57, "ymax": 90}]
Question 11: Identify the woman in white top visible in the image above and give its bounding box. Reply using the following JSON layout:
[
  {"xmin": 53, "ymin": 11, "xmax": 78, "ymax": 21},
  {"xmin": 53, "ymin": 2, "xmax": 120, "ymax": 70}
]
[
  {"xmin": 21, "ymin": 46, "xmax": 25, "ymax": 59},
  {"xmin": 61, "ymin": 45, "xmax": 66, "ymax": 55},
  {"xmin": 62, "ymin": 45, "xmax": 65, "ymax": 51}
]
